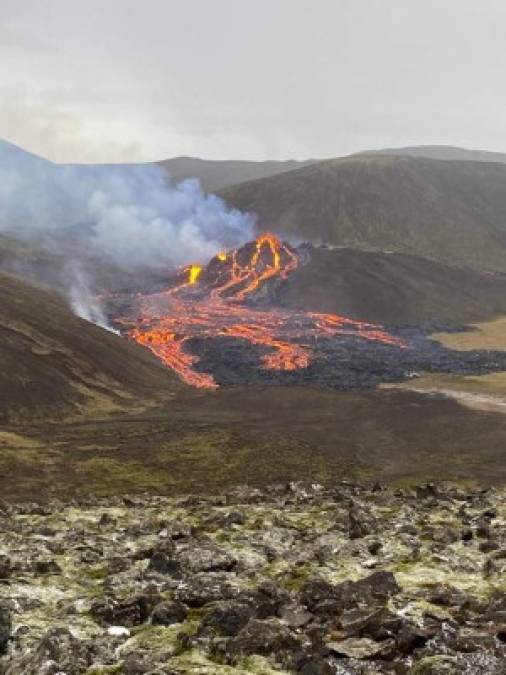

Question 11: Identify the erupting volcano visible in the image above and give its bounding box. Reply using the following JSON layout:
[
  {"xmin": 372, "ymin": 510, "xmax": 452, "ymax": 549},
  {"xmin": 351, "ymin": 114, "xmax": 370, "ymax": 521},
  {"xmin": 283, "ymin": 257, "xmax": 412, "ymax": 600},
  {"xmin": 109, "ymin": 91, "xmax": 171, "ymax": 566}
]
[{"xmin": 116, "ymin": 234, "xmax": 405, "ymax": 388}]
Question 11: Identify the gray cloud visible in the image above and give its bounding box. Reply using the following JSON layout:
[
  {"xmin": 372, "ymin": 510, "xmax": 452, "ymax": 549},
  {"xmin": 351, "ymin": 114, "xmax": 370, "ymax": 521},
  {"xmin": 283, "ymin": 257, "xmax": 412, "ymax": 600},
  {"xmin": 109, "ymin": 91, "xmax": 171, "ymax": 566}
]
[{"xmin": 2, "ymin": 0, "xmax": 506, "ymax": 161}]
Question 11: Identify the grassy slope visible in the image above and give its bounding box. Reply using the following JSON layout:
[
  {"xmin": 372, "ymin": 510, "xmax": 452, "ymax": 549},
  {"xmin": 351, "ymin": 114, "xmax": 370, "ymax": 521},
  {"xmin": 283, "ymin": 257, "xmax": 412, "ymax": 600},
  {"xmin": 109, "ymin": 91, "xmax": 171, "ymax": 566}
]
[
  {"xmin": 221, "ymin": 155, "xmax": 506, "ymax": 273},
  {"xmin": 370, "ymin": 144, "xmax": 506, "ymax": 164},
  {"xmin": 3, "ymin": 385, "xmax": 506, "ymax": 500},
  {"xmin": 385, "ymin": 317, "xmax": 506, "ymax": 414},
  {"xmin": 274, "ymin": 246, "xmax": 506, "ymax": 325},
  {"xmin": 158, "ymin": 157, "xmax": 318, "ymax": 192},
  {"xmin": 0, "ymin": 272, "xmax": 185, "ymax": 423}
]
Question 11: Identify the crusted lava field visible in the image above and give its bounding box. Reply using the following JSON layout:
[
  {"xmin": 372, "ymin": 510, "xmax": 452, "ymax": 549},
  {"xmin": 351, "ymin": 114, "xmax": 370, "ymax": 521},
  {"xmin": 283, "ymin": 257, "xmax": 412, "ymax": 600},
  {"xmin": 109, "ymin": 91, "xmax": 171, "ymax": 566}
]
[
  {"xmin": 1, "ymin": 482, "xmax": 506, "ymax": 674},
  {"xmin": 107, "ymin": 235, "xmax": 506, "ymax": 391}
]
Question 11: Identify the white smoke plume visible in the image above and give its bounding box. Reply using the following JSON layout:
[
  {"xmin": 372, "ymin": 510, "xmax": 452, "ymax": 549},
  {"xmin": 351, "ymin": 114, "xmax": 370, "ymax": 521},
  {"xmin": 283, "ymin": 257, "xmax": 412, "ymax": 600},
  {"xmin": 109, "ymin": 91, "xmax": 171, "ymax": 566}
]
[
  {"xmin": 0, "ymin": 140, "xmax": 255, "ymax": 268},
  {"xmin": 65, "ymin": 262, "xmax": 117, "ymax": 333}
]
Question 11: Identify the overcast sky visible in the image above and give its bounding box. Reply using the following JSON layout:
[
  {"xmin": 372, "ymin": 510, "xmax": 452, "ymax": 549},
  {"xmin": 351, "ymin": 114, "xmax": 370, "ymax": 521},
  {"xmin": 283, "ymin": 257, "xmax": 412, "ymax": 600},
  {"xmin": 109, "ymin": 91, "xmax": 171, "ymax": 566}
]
[{"xmin": 2, "ymin": 0, "xmax": 506, "ymax": 162}]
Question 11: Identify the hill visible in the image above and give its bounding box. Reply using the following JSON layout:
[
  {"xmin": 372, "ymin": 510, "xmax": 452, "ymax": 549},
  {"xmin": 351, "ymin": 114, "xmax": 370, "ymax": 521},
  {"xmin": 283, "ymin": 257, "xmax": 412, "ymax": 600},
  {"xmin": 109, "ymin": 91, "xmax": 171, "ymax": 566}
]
[
  {"xmin": 0, "ymin": 272, "xmax": 184, "ymax": 423},
  {"xmin": 275, "ymin": 246, "xmax": 506, "ymax": 325},
  {"xmin": 370, "ymin": 144, "xmax": 506, "ymax": 164},
  {"xmin": 158, "ymin": 156, "xmax": 318, "ymax": 192},
  {"xmin": 220, "ymin": 154, "xmax": 506, "ymax": 273}
]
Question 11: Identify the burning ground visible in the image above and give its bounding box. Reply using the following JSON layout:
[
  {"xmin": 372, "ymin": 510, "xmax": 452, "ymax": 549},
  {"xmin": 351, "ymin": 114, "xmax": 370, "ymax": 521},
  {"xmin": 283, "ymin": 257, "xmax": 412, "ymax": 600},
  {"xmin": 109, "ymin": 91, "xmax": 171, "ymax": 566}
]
[{"xmin": 107, "ymin": 234, "xmax": 506, "ymax": 391}]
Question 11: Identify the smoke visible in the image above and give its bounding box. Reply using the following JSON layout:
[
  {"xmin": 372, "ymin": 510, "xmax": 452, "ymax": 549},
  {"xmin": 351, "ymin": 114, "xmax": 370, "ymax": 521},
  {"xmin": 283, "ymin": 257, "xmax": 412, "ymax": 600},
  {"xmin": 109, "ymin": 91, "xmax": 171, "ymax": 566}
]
[
  {"xmin": 65, "ymin": 262, "xmax": 117, "ymax": 333},
  {"xmin": 0, "ymin": 140, "xmax": 255, "ymax": 268}
]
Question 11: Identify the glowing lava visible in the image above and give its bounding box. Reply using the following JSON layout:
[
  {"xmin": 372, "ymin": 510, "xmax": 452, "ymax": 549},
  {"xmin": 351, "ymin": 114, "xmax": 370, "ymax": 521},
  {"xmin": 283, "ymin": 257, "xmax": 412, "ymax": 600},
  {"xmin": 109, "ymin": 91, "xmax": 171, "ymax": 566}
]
[
  {"xmin": 187, "ymin": 264, "xmax": 202, "ymax": 284},
  {"xmin": 119, "ymin": 233, "xmax": 405, "ymax": 388}
]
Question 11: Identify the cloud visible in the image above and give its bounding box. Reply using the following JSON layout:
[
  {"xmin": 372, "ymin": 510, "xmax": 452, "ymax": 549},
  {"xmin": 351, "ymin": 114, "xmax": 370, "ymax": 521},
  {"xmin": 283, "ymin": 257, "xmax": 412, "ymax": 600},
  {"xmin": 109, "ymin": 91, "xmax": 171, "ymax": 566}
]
[{"xmin": 0, "ymin": 86, "xmax": 145, "ymax": 163}]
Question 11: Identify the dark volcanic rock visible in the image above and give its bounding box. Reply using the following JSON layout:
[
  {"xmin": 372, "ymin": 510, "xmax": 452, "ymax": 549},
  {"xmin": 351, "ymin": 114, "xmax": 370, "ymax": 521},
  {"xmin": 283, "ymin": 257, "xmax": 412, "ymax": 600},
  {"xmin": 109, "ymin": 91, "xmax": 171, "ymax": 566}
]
[
  {"xmin": 150, "ymin": 600, "xmax": 187, "ymax": 626},
  {"xmin": 1, "ymin": 483, "xmax": 506, "ymax": 673},
  {"xmin": 200, "ymin": 600, "xmax": 253, "ymax": 636},
  {"xmin": 225, "ymin": 618, "xmax": 300, "ymax": 660},
  {"xmin": 5, "ymin": 628, "xmax": 91, "ymax": 675},
  {"xmin": 0, "ymin": 603, "xmax": 11, "ymax": 654}
]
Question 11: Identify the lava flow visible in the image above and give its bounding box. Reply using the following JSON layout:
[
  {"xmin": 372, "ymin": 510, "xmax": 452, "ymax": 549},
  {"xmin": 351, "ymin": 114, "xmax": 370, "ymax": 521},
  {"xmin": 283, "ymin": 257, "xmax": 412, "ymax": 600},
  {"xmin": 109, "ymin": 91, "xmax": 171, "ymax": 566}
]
[{"xmin": 118, "ymin": 233, "xmax": 404, "ymax": 388}]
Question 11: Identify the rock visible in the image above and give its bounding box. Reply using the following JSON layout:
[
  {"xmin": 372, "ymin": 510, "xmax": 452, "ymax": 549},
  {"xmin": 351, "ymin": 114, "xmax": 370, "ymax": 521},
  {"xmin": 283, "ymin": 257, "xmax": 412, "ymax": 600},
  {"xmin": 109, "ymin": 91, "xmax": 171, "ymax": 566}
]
[
  {"xmin": 5, "ymin": 627, "xmax": 91, "ymax": 675},
  {"xmin": 476, "ymin": 519, "xmax": 492, "ymax": 538},
  {"xmin": 205, "ymin": 510, "xmax": 246, "ymax": 529},
  {"xmin": 298, "ymin": 658, "xmax": 338, "ymax": 675},
  {"xmin": 279, "ymin": 603, "xmax": 313, "ymax": 628},
  {"xmin": 147, "ymin": 542, "xmax": 180, "ymax": 575},
  {"xmin": 0, "ymin": 603, "xmax": 11, "ymax": 653},
  {"xmin": 226, "ymin": 618, "xmax": 300, "ymax": 660},
  {"xmin": 92, "ymin": 593, "xmax": 159, "ymax": 627},
  {"xmin": 158, "ymin": 519, "xmax": 193, "ymax": 540},
  {"xmin": 479, "ymin": 539, "xmax": 499, "ymax": 553},
  {"xmin": 409, "ymin": 655, "xmax": 460, "ymax": 674},
  {"xmin": 426, "ymin": 583, "xmax": 469, "ymax": 608},
  {"xmin": 299, "ymin": 577, "xmax": 340, "ymax": 612},
  {"xmin": 177, "ymin": 541, "xmax": 237, "ymax": 573},
  {"xmin": 0, "ymin": 555, "xmax": 11, "ymax": 580},
  {"xmin": 339, "ymin": 606, "xmax": 386, "ymax": 636},
  {"xmin": 151, "ymin": 600, "xmax": 187, "ymax": 626},
  {"xmin": 200, "ymin": 601, "xmax": 253, "ymax": 636},
  {"xmin": 122, "ymin": 653, "xmax": 156, "ymax": 674},
  {"xmin": 174, "ymin": 572, "xmax": 239, "ymax": 607},
  {"xmin": 327, "ymin": 636, "xmax": 395, "ymax": 659},
  {"xmin": 348, "ymin": 500, "xmax": 374, "ymax": 539},
  {"xmin": 33, "ymin": 559, "xmax": 61, "ymax": 575}
]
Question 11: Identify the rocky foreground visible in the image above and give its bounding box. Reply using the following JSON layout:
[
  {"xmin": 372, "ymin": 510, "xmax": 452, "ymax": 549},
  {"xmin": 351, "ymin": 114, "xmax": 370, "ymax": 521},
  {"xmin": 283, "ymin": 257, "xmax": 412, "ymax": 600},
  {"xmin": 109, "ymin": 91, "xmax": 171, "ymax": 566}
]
[{"xmin": 0, "ymin": 483, "xmax": 505, "ymax": 674}]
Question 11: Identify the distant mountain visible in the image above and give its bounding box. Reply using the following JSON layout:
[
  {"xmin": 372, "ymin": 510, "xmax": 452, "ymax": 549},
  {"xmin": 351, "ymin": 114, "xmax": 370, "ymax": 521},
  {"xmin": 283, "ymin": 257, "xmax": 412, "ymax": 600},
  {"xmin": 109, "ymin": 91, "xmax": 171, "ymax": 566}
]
[
  {"xmin": 369, "ymin": 145, "xmax": 506, "ymax": 164},
  {"xmin": 276, "ymin": 246, "xmax": 506, "ymax": 325},
  {"xmin": 0, "ymin": 138, "xmax": 51, "ymax": 164},
  {"xmin": 220, "ymin": 154, "xmax": 506, "ymax": 273},
  {"xmin": 158, "ymin": 156, "xmax": 319, "ymax": 192},
  {"xmin": 0, "ymin": 272, "xmax": 184, "ymax": 423}
]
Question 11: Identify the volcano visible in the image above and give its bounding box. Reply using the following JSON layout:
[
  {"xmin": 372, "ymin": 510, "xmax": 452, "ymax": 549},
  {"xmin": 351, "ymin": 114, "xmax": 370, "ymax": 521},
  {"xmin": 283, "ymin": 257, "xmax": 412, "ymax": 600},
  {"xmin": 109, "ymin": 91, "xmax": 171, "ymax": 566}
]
[
  {"xmin": 107, "ymin": 234, "xmax": 506, "ymax": 392},
  {"xmin": 113, "ymin": 234, "xmax": 404, "ymax": 388}
]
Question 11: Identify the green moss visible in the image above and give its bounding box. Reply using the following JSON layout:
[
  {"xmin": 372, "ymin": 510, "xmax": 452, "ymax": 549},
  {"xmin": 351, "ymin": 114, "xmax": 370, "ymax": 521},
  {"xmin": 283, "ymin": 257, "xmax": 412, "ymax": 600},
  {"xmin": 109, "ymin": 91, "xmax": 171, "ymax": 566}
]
[
  {"xmin": 409, "ymin": 655, "xmax": 459, "ymax": 674},
  {"xmin": 84, "ymin": 565, "xmax": 109, "ymax": 580},
  {"xmin": 85, "ymin": 665, "xmax": 122, "ymax": 675}
]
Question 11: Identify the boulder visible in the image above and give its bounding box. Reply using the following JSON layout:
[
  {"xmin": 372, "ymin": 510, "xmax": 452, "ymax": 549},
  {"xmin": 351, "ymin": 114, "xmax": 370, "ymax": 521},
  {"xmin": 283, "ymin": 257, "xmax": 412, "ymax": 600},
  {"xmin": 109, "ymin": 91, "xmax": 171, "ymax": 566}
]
[
  {"xmin": 226, "ymin": 618, "xmax": 300, "ymax": 660},
  {"xmin": 200, "ymin": 601, "xmax": 253, "ymax": 636},
  {"xmin": 151, "ymin": 600, "xmax": 187, "ymax": 626}
]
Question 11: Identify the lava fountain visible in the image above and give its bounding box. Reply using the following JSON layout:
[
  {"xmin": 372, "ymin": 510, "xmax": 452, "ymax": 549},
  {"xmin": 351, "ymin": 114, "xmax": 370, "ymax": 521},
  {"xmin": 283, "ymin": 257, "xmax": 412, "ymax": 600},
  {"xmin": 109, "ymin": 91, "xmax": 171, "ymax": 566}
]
[{"xmin": 117, "ymin": 233, "xmax": 405, "ymax": 388}]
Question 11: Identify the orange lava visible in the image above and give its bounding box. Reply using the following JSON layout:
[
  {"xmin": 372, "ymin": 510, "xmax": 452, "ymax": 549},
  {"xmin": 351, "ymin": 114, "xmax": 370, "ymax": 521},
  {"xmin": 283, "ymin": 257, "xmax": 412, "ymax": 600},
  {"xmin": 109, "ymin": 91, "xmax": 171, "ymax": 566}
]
[{"xmin": 120, "ymin": 233, "xmax": 405, "ymax": 388}]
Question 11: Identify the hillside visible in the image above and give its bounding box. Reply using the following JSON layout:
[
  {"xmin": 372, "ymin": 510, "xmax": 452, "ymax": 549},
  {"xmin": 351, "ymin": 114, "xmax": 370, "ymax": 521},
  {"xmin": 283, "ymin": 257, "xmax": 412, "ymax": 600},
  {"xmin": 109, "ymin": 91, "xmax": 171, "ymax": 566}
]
[
  {"xmin": 220, "ymin": 154, "xmax": 506, "ymax": 273},
  {"xmin": 0, "ymin": 272, "xmax": 183, "ymax": 423},
  {"xmin": 371, "ymin": 144, "xmax": 506, "ymax": 164},
  {"xmin": 276, "ymin": 246, "xmax": 506, "ymax": 325},
  {"xmin": 158, "ymin": 156, "xmax": 318, "ymax": 192}
]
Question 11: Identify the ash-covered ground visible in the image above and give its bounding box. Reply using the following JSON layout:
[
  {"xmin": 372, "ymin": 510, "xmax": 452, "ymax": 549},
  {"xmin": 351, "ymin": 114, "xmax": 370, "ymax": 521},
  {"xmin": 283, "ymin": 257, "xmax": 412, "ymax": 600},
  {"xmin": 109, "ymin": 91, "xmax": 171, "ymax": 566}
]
[{"xmin": 185, "ymin": 328, "xmax": 506, "ymax": 390}]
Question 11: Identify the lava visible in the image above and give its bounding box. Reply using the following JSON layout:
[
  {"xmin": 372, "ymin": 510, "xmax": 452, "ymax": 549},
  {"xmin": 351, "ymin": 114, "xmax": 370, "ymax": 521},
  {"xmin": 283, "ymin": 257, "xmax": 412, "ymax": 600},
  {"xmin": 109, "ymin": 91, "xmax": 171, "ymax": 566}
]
[
  {"xmin": 118, "ymin": 233, "xmax": 405, "ymax": 388},
  {"xmin": 187, "ymin": 264, "xmax": 202, "ymax": 284}
]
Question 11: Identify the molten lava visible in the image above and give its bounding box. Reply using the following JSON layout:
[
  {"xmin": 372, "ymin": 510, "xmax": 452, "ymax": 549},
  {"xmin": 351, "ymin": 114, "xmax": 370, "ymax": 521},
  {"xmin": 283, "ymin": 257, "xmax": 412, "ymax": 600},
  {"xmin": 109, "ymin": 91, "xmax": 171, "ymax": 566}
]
[
  {"xmin": 187, "ymin": 264, "xmax": 202, "ymax": 284},
  {"xmin": 119, "ymin": 233, "xmax": 404, "ymax": 388}
]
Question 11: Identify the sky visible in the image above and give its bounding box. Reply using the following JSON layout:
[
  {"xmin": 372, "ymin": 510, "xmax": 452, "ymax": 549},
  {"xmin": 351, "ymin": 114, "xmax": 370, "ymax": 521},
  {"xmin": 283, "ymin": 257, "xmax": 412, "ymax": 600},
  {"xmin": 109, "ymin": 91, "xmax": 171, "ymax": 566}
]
[{"xmin": 2, "ymin": 0, "xmax": 506, "ymax": 163}]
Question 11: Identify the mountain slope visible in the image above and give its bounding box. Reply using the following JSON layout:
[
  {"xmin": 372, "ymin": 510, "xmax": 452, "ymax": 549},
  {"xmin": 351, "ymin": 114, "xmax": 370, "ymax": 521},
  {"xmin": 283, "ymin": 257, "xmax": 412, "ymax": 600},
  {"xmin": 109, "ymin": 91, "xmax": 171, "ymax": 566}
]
[
  {"xmin": 158, "ymin": 156, "xmax": 318, "ymax": 192},
  {"xmin": 221, "ymin": 154, "xmax": 506, "ymax": 273},
  {"xmin": 370, "ymin": 145, "xmax": 506, "ymax": 164},
  {"xmin": 0, "ymin": 272, "xmax": 184, "ymax": 423},
  {"xmin": 275, "ymin": 246, "xmax": 506, "ymax": 325}
]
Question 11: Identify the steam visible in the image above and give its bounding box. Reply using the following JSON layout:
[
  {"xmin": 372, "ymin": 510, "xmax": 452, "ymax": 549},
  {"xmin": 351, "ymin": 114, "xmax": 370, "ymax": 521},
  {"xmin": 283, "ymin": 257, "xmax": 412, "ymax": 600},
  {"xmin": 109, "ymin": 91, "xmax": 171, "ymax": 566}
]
[
  {"xmin": 66, "ymin": 263, "xmax": 117, "ymax": 333},
  {"xmin": 0, "ymin": 139, "xmax": 256, "ymax": 330},
  {"xmin": 0, "ymin": 140, "xmax": 255, "ymax": 268}
]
